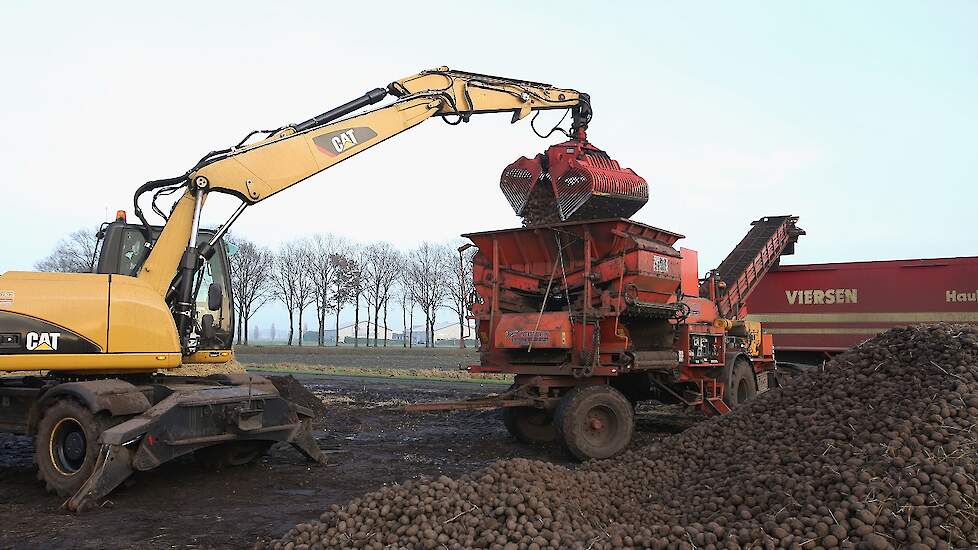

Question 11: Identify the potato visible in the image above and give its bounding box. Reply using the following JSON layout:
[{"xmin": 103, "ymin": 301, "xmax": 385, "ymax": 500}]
[{"xmin": 263, "ymin": 324, "xmax": 978, "ymax": 549}]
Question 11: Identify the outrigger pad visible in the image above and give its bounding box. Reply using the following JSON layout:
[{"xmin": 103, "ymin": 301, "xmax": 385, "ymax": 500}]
[
  {"xmin": 288, "ymin": 416, "xmax": 327, "ymax": 465},
  {"xmin": 65, "ymin": 445, "xmax": 135, "ymax": 513}
]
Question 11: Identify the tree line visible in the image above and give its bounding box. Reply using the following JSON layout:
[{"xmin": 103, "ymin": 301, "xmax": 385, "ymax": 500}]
[
  {"xmin": 33, "ymin": 227, "xmax": 475, "ymax": 348},
  {"xmin": 230, "ymin": 234, "xmax": 475, "ymax": 348}
]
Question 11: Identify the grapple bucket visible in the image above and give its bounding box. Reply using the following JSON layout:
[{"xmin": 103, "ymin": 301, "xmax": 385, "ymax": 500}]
[
  {"xmin": 500, "ymin": 135, "xmax": 648, "ymax": 225},
  {"xmin": 499, "ymin": 154, "xmax": 545, "ymax": 217}
]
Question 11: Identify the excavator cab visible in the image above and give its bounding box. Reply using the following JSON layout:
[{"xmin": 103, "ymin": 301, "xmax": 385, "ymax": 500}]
[{"xmin": 94, "ymin": 219, "xmax": 235, "ymax": 351}]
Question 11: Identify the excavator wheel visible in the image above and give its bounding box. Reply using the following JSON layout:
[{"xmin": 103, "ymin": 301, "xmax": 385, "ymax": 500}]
[
  {"xmin": 555, "ymin": 385, "xmax": 634, "ymax": 461},
  {"xmin": 503, "ymin": 407, "xmax": 557, "ymax": 445},
  {"xmin": 724, "ymin": 358, "xmax": 757, "ymax": 409},
  {"xmin": 34, "ymin": 398, "xmax": 111, "ymax": 497},
  {"xmin": 194, "ymin": 440, "xmax": 274, "ymax": 470}
]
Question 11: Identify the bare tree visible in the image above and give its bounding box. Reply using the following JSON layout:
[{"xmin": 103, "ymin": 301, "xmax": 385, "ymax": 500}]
[
  {"xmin": 363, "ymin": 242, "xmax": 401, "ymax": 347},
  {"xmin": 381, "ymin": 251, "xmax": 404, "ymax": 348},
  {"xmin": 309, "ymin": 234, "xmax": 346, "ymax": 347},
  {"xmin": 396, "ymin": 283, "xmax": 408, "ymax": 348},
  {"xmin": 408, "ymin": 242, "xmax": 449, "ymax": 348},
  {"xmin": 227, "ymin": 236, "xmax": 274, "ymax": 345},
  {"xmin": 396, "ymin": 275, "xmax": 417, "ymax": 348},
  {"xmin": 272, "ymin": 241, "xmax": 304, "ymax": 345},
  {"xmin": 444, "ymin": 241, "xmax": 475, "ymax": 348},
  {"xmin": 332, "ymin": 252, "xmax": 355, "ymax": 346},
  {"xmin": 347, "ymin": 247, "xmax": 366, "ymax": 347},
  {"xmin": 35, "ymin": 227, "xmax": 101, "ymax": 273},
  {"xmin": 382, "ymin": 294, "xmax": 392, "ymax": 348},
  {"xmin": 293, "ymin": 240, "xmax": 316, "ymax": 347}
]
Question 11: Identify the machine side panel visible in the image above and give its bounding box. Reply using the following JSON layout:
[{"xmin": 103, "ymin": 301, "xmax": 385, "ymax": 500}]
[
  {"xmin": 107, "ymin": 276, "xmax": 181, "ymax": 354},
  {"xmin": 0, "ymin": 272, "xmax": 109, "ymax": 360},
  {"xmin": 745, "ymin": 256, "xmax": 978, "ymax": 352}
]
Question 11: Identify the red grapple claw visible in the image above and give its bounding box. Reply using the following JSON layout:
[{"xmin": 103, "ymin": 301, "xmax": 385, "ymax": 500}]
[
  {"xmin": 500, "ymin": 134, "xmax": 648, "ymax": 224},
  {"xmin": 499, "ymin": 154, "xmax": 545, "ymax": 216}
]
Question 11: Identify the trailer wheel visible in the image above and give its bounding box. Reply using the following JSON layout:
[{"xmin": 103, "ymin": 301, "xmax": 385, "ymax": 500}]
[
  {"xmin": 34, "ymin": 398, "xmax": 108, "ymax": 497},
  {"xmin": 503, "ymin": 407, "xmax": 557, "ymax": 445},
  {"xmin": 194, "ymin": 440, "xmax": 274, "ymax": 470},
  {"xmin": 725, "ymin": 358, "xmax": 757, "ymax": 408},
  {"xmin": 555, "ymin": 385, "xmax": 634, "ymax": 461}
]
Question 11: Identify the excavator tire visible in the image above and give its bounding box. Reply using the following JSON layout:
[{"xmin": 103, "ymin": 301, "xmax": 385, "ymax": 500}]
[
  {"xmin": 724, "ymin": 358, "xmax": 757, "ymax": 409},
  {"xmin": 503, "ymin": 407, "xmax": 557, "ymax": 445},
  {"xmin": 555, "ymin": 385, "xmax": 633, "ymax": 461},
  {"xmin": 34, "ymin": 398, "xmax": 112, "ymax": 497},
  {"xmin": 194, "ymin": 440, "xmax": 274, "ymax": 470}
]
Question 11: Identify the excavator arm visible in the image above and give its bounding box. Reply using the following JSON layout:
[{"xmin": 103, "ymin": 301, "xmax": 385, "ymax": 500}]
[
  {"xmin": 133, "ymin": 67, "xmax": 590, "ymax": 353},
  {"xmin": 190, "ymin": 68, "xmax": 588, "ymax": 205}
]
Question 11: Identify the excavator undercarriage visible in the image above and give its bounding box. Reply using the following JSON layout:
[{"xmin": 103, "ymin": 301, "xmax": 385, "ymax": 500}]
[{"xmin": 0, "ymin": 373, "xmax": 323, "ymax": 512}]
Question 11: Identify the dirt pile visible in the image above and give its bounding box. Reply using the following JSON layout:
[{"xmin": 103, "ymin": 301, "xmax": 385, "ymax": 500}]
[
  {"xmin": 263, "ymin": 324, "xmax": 978, "ymax": 549},
  {"xmin": 161, "ymin": 358, "xmax": 247, "ymax": 376}
]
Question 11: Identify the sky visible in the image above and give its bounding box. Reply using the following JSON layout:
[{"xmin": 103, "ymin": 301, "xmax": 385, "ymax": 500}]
[{"xmin": 1, "ymin": 1, "xmax": 976, "ymax": 336}]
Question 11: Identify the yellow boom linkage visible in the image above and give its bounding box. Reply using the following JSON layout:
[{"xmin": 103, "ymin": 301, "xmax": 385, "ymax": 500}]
[{"xmin": 141, "ymin": 68, "xmax": 582, "ymax": 295}]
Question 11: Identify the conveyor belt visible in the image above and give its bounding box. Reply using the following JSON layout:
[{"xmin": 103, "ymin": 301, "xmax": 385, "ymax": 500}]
[{"xmin": 715, "ymin": 216, "xmax": 805, "ymax": 318}]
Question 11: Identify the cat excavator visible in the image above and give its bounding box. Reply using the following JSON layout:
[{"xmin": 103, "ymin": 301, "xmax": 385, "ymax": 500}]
[{"xmin": 0, "ymin": 67, "xmax": 648, "ymax": 510}]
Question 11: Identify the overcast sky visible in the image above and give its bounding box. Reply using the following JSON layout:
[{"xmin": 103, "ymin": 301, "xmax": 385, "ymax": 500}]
[{"xmin": 1, "ymin": 2, "xmax": 975, "ymax": 336}]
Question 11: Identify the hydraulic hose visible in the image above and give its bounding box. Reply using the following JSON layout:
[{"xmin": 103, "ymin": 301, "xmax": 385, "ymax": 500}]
[{"xmin": 132, "ymin": 175, "xmax": 188, "ymax": 244}]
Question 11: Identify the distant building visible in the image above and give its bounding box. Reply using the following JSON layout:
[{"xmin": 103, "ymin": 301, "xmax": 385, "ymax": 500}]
[
  {"xmin": 432, "ymin": 321, "xmax": 473, "ymax": 341},
  {"xmin": 395, "ymin": 321, "xmax": 477, "ymax": 346},
  {"xmin": 302, "ymin": 321, "xmax": 397, "ymax": 345}
]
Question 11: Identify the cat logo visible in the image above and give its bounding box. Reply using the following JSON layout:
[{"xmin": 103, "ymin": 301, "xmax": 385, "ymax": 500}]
[
  {"xmin": 312, "ymin": 127, "xmax": 378, "ymax": 157},
  {"xmin": 26, "ymin": 332, "xmax": 60, "ymax": 351}
]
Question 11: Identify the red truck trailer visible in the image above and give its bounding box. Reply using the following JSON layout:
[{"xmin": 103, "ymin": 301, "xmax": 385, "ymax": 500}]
[{"xmin": 744, "ymin": 256, "xmax": 978, "ymax": 367}]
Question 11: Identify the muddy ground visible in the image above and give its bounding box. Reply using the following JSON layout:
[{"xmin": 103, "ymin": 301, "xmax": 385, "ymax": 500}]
[{"xmin": 0, "ymin": 367, "xmax": 699, "ymax": 549}]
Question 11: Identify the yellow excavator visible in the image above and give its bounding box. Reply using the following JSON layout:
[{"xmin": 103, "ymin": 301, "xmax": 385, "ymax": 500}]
[{"xmin": 0, "ymin": 67, "xmax": 608, "ymax": 511}]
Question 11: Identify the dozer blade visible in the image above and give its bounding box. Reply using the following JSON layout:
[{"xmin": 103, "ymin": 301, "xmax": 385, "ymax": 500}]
[{"xmin": 500, "ymin": 134, "xmax": 648, "ymax": 225}]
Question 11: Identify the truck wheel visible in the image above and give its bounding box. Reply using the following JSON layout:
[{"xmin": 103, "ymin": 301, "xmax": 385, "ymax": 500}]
[
  {"xmin": 725, "ymin": 358, "xmax": 757, "ymax": 408},
  {"xmin": 34, "ymin": 399, "xmax": 108, "ymax": 496},
  {"xmin": 555, "ymin": 385, "xmax": 634, "ymax": 461},
  {"xmin": 503, "ymin": 407, "xmax": 557, "ymax": 445},
  {"xmin": 195, "ymin": 440, "xmax": 274, "ymax": 470}
]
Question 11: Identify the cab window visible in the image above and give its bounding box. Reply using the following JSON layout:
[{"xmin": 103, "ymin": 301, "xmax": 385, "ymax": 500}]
[{"xmin": 193, "ymin": 242, "xmax": 233, "ymax": 349}]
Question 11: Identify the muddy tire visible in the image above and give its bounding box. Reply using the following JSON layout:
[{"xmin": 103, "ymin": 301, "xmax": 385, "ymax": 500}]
[
  {"xmin": 34, "ymin": 398, "xmax": 108, "ymax": 497},
  {"xmin": 503, "ymin": 407, "xmax": 557, "ymax": 445},
  {"xmin": 724, "ymin": 358, "xmax": 757, "ymax": 408},
  {"xmin": 194, "ymin": 440, "xmax": 274, "ymax": 470},
  {"xmin": 555, "ymin": 385, "xmax": 634, "ymax": 461}
]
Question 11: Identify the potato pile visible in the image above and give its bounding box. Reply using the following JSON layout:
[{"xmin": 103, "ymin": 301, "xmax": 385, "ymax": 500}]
[
  {"xmin": 518, "ymin": 180, "xmax": 562, "ymax": 227},
  {"xmin": 263, "ymin": 324, "xmax": 978, "ymax": 549}
]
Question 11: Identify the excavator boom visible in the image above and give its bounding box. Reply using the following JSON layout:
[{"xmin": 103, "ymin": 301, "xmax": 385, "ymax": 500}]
[
  {"xmin": 192, "ymin": 67, "xmax": 585, "ymax": 204},
  {"xmin": 137, "ymin": 67, "xmax": 590, "ymax": 299}
]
